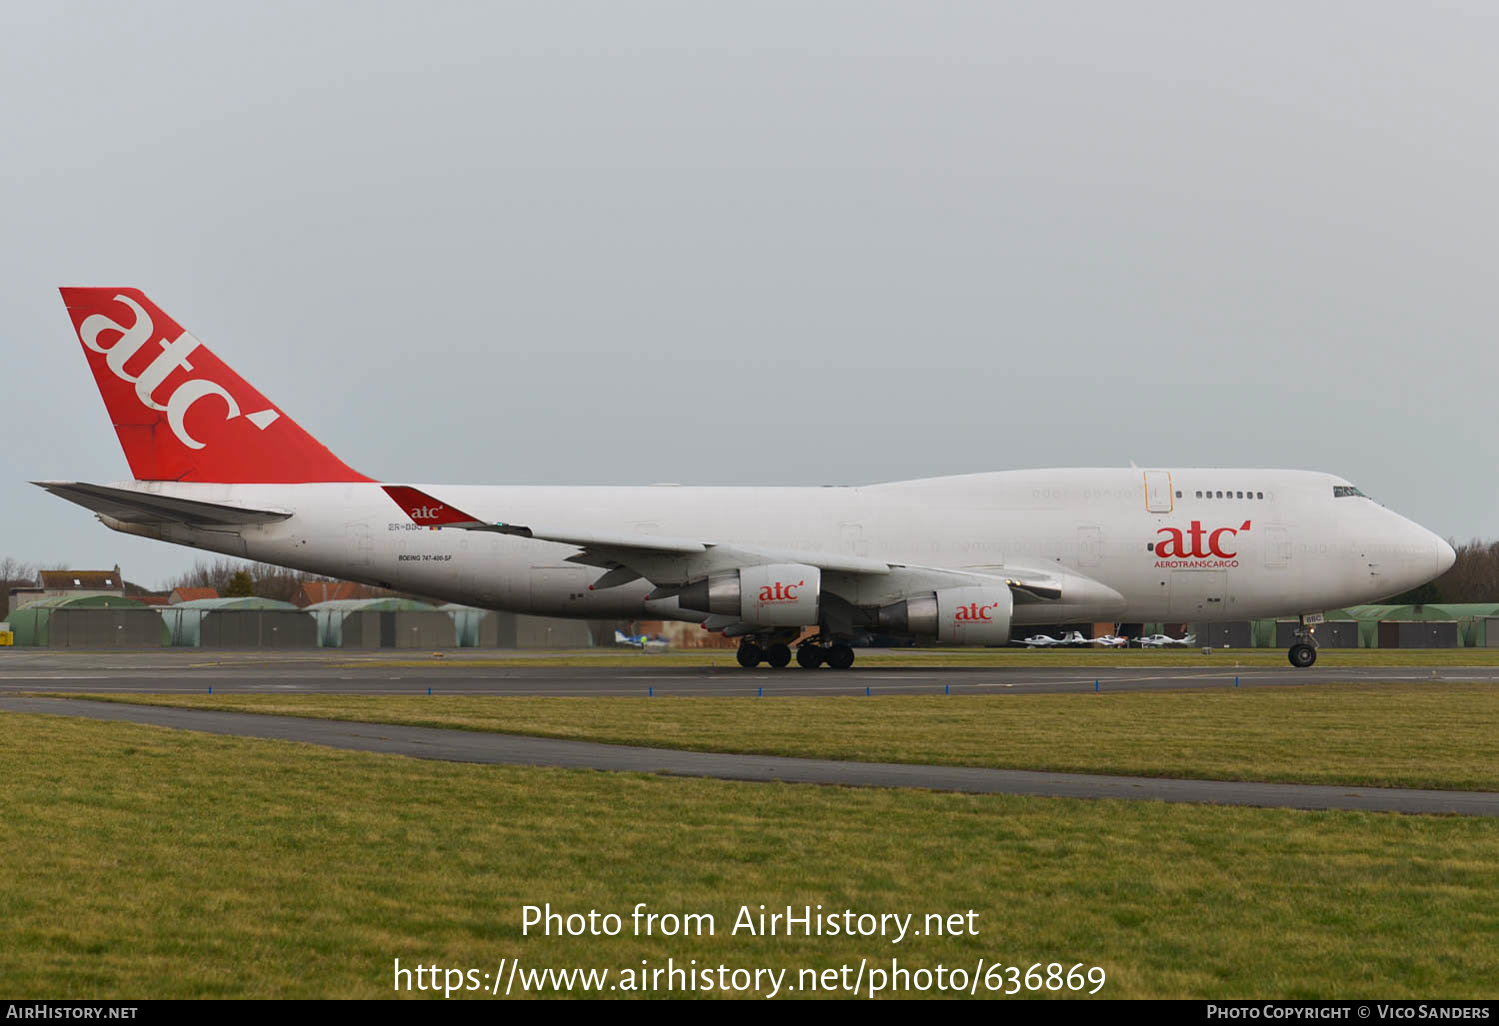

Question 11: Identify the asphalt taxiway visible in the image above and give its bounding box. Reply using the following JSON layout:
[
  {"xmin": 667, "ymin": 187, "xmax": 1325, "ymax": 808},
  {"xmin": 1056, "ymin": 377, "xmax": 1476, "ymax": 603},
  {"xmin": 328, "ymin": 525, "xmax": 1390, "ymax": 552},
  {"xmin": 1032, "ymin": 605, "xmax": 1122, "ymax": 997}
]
[
  {"xmin": 4, "ymin": 695, "xmax": 1495, "ymax": 817},
  {"xmin": 2, "ymin": 650, "xmax": 1496, "ymax": 696}
]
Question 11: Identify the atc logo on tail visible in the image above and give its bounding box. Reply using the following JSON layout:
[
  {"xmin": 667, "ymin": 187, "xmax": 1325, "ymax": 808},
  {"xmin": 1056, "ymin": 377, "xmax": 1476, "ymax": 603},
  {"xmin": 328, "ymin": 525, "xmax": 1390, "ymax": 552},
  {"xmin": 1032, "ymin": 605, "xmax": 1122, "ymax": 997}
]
[{"xmin": 60, "ymin": 288, "xmax": 370, "ymax": 484}]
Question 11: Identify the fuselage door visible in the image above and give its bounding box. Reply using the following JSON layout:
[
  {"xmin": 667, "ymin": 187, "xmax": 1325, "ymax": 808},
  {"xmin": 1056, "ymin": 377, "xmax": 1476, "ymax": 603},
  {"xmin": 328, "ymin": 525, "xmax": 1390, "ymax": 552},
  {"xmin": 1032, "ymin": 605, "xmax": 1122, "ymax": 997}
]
[
  {"xmin": 840, "ymin": 522, "xmax": 867, "ymax": 558},
  {"xmin": 1168, "ymin": 569, "xmax": 1227, "ymax": 618},
  {"xmin": 1262, "ymin": 525, "xmax": 1291, "ymax": 569},
  {"xmin": 530, "ymin": 566, "xmax": 587, "ymax": 616},
  {"xmin": 346, "ymin": 522, "xmax": 372, "ymax": 568},
  {"xmin": 1144, "ymin": 471, "xmax": 1174, "ymax": 514},
  {"xmin": 1077, "ymin": 525, "xmax": 1102, "ymax": 567}
]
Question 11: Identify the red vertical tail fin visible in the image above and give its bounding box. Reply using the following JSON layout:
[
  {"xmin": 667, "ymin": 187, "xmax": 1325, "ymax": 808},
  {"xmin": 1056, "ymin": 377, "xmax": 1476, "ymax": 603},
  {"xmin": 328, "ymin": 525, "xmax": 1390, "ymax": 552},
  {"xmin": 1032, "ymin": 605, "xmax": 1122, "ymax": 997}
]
[{"xmin": 59, "ymin": 288, "xmax": 371, "ymax": 483}]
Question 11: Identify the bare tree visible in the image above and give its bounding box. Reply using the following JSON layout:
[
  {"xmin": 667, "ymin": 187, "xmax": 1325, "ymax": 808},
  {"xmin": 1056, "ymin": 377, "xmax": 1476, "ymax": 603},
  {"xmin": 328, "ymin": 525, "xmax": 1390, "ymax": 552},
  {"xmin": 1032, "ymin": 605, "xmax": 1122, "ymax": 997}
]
[
  {"xmin": 1434, "ymin": 539, "xmax": 1499, "ymax": 604},
  {"xmin": 163, "ymin": 558, "xmax": 249, "ymax": 595},
  {"xmin": 1, "ymin": 556, "xmax": 38, "ymax": 618},
  {"xmin": 0, "ymin": 556, "xmax": 36, "ymax": 586},
  {"xmin": 1389, "ymin": 538, "xmax": 1499, "ymax": 605},
  {"xmin": 247, "ymin": 562, "xmax": 334, "ymax": 603}
]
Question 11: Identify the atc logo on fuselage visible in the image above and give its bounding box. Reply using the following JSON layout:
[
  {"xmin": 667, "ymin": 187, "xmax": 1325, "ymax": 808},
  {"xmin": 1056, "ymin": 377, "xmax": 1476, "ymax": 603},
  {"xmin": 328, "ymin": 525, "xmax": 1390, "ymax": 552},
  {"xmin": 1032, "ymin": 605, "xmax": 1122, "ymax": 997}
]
[{"xmin": 1153, "ymin": 519, "xmax": 1251, "ymax": 568}]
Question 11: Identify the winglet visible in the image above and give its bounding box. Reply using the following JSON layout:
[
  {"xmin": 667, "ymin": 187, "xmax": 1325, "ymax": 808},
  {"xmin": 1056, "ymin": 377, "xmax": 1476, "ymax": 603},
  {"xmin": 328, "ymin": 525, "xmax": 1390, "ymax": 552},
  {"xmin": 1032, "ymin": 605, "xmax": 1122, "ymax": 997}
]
[{"xmin": 382, "ymin": 485, "xmax": 488, "ymax": 528}]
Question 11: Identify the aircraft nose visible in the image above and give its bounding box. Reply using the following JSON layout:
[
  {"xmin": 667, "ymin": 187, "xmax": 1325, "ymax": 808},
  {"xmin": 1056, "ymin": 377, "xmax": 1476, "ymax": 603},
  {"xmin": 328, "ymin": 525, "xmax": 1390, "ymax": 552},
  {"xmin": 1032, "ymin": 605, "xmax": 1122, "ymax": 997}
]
[{"xmin": 1436, "ymin": 536, "xmax": 1456, "ymax": 577}]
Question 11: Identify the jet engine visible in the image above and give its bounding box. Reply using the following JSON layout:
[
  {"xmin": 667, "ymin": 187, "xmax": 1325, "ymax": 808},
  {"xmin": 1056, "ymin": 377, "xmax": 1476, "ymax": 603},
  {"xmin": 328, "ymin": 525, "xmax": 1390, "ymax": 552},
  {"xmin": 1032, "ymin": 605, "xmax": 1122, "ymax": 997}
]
[
  {"xmin": 878, "ymin": 586, "xmax": 1013, "ymax": 645},
  {"xmin": 676, "ymin": 563, "xmax": 821, "ymax": 627}
]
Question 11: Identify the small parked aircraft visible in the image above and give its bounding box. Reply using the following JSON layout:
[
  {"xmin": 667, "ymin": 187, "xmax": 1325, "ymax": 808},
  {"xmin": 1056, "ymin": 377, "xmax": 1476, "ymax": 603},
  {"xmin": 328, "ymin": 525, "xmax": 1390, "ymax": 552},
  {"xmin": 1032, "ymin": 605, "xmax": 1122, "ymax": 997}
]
[
  {"xmin": 614, "ymin": 629, "xmax": 669, "ymax": 652},
  {"xmin": 1024, "ymin": 630, "xmax": 1093, "ymax": 647},
  {"xmin": 1140, "ymin": 633, "xmax": 1195, "ymax": 647}
]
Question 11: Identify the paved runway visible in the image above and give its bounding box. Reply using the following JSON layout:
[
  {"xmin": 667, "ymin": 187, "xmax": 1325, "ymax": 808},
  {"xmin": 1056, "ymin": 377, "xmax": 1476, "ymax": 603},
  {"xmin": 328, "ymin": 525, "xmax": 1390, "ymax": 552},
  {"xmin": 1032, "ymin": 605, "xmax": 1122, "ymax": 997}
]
[
  {"xmin": 4, "ymin": 696, "xmax": 1495, "ymax": 816},
  {"xmin": 2, "ymin": 651, "xmax": 1496, "ymax": 696}
]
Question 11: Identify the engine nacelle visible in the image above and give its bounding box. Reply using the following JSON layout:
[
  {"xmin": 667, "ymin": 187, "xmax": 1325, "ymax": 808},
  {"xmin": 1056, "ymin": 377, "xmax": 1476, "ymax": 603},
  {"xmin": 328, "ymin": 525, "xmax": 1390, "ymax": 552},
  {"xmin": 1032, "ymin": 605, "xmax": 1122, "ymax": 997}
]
[
  {"xmin": 880, "ymin": 586, "xmax": 1013, "ymax": 645},
  {"xmin": 676, "ymin": 563, "xmax": 820, "ymax": 627}
]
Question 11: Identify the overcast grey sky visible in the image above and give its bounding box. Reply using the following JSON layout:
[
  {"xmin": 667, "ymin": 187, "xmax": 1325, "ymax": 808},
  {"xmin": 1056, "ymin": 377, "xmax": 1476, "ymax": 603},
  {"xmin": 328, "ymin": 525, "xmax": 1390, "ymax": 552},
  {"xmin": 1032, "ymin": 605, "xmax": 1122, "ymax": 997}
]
[{"xmin": 2, "ymin": 1, "xmax": 1494, "ymax": 588}]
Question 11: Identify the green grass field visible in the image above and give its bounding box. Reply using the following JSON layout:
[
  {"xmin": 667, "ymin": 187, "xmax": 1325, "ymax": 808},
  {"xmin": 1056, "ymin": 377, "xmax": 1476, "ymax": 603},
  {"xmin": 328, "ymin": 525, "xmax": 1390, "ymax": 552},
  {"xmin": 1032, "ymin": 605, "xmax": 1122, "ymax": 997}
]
[
  {"xmin": 78, "ymin": 682, "xmax": 1499, "ymax": 791},
  {"xmin": 337, "ymin": 647, "xmax": 1499, "ymax": 669},
  {"xmin": 2, "ymin": 710, "xmax": 1497, "ymax": 999}
]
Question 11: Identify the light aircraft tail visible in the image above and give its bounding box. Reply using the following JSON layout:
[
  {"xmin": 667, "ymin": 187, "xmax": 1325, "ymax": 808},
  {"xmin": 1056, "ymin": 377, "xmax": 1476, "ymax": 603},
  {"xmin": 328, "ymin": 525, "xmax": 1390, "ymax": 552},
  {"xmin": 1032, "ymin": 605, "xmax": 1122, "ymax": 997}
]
[{"xmin": 59, "ymin": 288, "xmax": 370, "ymax": 483}]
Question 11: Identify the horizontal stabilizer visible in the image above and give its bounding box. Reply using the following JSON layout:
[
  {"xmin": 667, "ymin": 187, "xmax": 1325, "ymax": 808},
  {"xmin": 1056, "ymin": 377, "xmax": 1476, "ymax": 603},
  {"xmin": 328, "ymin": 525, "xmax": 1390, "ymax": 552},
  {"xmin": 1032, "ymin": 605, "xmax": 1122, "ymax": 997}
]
[
  {"xmin": 381, "ymin": 484, "xmax": 708, "ymax": 553},
  {"xmin": 33, "ymin": 481, "xmax": 292, "ymax": 526}
]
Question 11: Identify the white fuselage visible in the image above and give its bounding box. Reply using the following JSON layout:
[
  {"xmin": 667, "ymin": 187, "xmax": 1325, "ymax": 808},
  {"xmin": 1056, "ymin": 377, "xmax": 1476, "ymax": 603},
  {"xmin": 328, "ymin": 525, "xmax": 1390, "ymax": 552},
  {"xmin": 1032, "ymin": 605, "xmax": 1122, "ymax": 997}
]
[{"xmin": 102, "ymin": 467, "xmax": 1451, "ymax": 628}]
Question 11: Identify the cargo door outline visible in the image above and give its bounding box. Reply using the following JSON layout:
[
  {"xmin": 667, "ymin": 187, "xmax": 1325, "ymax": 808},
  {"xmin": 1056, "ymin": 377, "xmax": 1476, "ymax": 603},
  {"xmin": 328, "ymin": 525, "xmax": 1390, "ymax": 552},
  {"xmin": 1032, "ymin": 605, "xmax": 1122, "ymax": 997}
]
[{"xmin": 1168, "ymin": 570, "xmax": 1227, "ymax": 618}]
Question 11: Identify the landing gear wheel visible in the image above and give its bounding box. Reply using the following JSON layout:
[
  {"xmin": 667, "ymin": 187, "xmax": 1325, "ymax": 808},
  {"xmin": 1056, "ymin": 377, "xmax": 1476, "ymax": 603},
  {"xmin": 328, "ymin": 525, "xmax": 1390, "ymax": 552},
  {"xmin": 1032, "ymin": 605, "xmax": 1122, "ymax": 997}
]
[
  {"xmin": 1288, "ymin": 643, "xmax": 1317, "ymax": 668},
  {"xmin": 796, "ymin": 645, "xmax": 825, "ymax": 669},
  {"xmin": 765, "ymin": 643, "xmax": 792, "ymax": 668},
  {"xmin": 825, "ymin": 645, "xmax": 855, "ymax": 670},
  {"xmin": 737, "ymin": 643, "xmax": 764, "ymax": 669}
]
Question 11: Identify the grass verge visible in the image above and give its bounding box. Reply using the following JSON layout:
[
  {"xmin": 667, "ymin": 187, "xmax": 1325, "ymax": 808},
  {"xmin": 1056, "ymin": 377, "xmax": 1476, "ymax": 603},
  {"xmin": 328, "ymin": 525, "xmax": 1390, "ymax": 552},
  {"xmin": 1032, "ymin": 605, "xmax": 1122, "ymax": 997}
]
[
  {"xmin": 70, "ymin": 682, "xmax": 1499, "ymax": 791},
  {"xmin": 2, "ymin": 711, "xmax": 1496, "ymax": 999}
]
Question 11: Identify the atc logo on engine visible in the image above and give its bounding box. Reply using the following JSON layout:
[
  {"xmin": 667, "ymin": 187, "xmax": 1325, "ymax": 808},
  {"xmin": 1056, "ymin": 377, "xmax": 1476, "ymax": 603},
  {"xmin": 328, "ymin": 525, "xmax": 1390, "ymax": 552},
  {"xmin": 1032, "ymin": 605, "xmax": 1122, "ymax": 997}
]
[
  {"xmin": 1153, "ymin": 520, "xmax": 1251, "ymax": 568},
  {"xmin": 953, "ymin": 601, "xmax": 1003, "ymax": 622},
  {"xmin": 757, "ymin": 580, "xmax": 805, "ymax": 603}
]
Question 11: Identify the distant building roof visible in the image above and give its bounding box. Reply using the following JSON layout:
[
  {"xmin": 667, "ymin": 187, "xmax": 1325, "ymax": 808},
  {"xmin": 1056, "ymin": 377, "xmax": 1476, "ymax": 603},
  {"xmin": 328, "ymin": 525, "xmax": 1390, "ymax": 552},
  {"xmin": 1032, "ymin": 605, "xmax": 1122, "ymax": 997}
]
[
  {"xmin": 38, "ymin": 569, "xmax": 123, "ymax": 590},
  {"xmin": 169, "ymin": 587, "xmax": 220, "ymax": 604},
  {"xmin": 293, "ymin": 580, "xmax": 382, "ymax": 607}
]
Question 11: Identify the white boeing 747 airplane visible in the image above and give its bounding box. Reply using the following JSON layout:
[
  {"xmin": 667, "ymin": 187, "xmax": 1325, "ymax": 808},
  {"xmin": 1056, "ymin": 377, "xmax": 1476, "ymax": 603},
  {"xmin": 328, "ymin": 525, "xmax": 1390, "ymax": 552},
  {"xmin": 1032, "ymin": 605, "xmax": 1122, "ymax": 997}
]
[{"xmin": 38, "ymin": 289, "xmax": 1454, "ymax": 670}]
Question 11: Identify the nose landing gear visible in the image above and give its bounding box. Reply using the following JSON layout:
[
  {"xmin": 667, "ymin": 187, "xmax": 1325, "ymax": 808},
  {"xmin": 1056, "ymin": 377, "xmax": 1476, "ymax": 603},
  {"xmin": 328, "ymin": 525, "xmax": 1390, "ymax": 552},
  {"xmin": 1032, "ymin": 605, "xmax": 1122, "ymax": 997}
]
[{"xmin": 1287, "ymin": 615, "xmax": 1319, "ymax": 668}]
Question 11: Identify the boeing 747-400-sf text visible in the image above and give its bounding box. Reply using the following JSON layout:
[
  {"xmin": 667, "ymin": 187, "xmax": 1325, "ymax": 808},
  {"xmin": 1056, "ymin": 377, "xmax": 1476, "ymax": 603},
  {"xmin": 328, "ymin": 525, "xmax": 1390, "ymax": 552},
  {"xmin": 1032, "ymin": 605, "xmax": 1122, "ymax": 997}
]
[{"xmin": 38, "ymin": 288, "xmax": 1455, "ymax": 669}]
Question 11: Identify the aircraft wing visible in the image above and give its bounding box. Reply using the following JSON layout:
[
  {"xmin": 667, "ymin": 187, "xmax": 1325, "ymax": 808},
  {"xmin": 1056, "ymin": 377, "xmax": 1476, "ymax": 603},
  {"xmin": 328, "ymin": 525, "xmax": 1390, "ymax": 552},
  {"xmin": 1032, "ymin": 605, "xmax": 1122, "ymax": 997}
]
[
  {"xmin": 381, "ymin": 485, "xmax": 1103, "ymax": 607},
  {"xmin": 33, "ymin": 481, "xmax": 293, "ymax": 526},
  {"xmin": 382, "ymin": 485, "xmax": 894, "ymax": 577}
]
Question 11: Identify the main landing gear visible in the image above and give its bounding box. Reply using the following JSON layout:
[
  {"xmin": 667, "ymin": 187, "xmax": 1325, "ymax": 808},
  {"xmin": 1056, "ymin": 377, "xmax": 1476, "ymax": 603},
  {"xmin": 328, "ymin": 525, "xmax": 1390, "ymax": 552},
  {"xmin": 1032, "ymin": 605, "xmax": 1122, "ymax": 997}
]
[
  {"xmin": 1287, "ymin": 615, "xmax": 1319, "ymax": 668},
  {"xmin": 736, "ymin": 641, "xmax": 790, "ymax": 668},
  {"xmin": 738, "ymin": 634, "xmax": 855, "ymax": 669}
]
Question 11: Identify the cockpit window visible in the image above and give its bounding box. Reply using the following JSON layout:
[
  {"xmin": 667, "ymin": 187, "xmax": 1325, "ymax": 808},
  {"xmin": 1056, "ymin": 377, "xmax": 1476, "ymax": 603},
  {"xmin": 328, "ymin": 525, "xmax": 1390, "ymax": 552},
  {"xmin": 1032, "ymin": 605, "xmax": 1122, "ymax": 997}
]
[{"xmin": 1333, "ymin": 485, "xmax": 1366, "ymax": 499}]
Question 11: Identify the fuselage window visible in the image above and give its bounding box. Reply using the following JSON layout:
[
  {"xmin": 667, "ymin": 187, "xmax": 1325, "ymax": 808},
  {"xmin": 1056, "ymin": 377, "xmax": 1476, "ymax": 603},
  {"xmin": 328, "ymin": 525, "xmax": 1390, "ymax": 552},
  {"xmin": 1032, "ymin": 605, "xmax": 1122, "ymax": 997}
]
[
  {"xmin": 1236, "ymin": 491, "xmax": 1243, "ymax": 499},
  {"xmin": 1195, "ymin": 490, "xmax": 1203, "ymax": 499},
  {"xmin": 1257, "ymin": 491, "xmax": 1263, "ymax": 499},
  {"xmin": 1216, "ymin": 491, "xmax": 1224, "ymax": 498}
]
